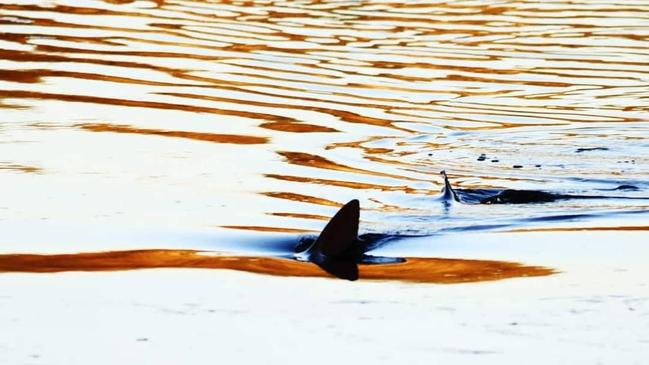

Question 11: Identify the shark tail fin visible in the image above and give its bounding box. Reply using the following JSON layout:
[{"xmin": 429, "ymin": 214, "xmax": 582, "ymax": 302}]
[{"xmin": 313, "ymin": 199, "xmax": 360, "ymax": 258}]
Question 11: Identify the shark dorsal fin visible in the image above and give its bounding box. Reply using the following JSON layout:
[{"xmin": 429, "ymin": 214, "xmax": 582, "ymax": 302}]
[
  {"xmin": 313, "ymin": 199, "xmax": 359, "ymax": 257},
  {"xmin": 440, "ymin": 170, "xmax": 460, "ymax": 202}
]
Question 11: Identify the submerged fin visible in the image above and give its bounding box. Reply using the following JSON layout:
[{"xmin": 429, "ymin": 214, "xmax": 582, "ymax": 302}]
[
  {"xmin": 313, "ymin": 199, "xmax": 360, "ymax": 257},
  {"xmin": 480, "ymin": 190, "xmax": 561, "ymax": 204},
  {"xmin": 317, "ymin": 259, "xmax": 359, "ymax": 281},
  {"xmin": 440, "ymin": 170, "xmax": 460, "ymax": 202}
]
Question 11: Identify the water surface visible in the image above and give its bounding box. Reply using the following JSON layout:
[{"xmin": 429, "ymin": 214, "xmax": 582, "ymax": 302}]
[{"xmin": 1, "ymin": 0, "xmax": 649, "ymax": 280}]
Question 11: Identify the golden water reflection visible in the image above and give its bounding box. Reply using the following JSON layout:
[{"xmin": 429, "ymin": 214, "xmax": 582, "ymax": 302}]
[
  {"xmin": 78, "ymin": 123, "xmax": 269, "ymax": 144},
  {"xmin": 0, "ymin": 249, "xmax": 554, "ymax": 284},
  {"xmin": 1, "ymin": 0, "xmax": 649, "ymax": 276}
]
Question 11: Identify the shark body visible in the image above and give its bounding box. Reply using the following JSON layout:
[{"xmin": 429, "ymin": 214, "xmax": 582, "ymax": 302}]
[
  {"xmin": 440, "ymin": 171, "xmax": 645, "ymax": 204},
  {"xmin": 294, "ymin": 171, "xmax": 646, "ymax": 280}
]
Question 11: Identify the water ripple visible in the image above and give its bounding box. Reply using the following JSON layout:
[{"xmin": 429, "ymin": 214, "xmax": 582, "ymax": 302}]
[{"xmin": 1, "ymin": 0, "xmax": 648, "ymax": 237}]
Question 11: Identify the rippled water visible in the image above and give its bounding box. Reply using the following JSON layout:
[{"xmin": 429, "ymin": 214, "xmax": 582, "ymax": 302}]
[{"xmin": 1, "ymin": 0, "xmax": 649, "ymax": 264}]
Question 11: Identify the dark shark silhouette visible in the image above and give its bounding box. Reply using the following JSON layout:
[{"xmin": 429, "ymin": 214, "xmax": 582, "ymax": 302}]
[
  {"xmin": 294, "ymin": 199, "xmax": 401, "ymax": 281},
  {"xmin": 297, "ymin": 199, "xmax": 360, "ymax": 280},
  {"xmin": 440, "ymin": 170, "xmax": 460, "ymax": 203},
  {"xmin": 440, "ymin": 171, "xmax": 645, "ymax": 204},
  {"xmin": 294, "ymin": 171, "xmax": 646, "ymax": 280}
]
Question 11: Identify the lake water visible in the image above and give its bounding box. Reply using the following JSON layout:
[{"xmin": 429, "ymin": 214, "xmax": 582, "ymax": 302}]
[
  {"xmin": 2, "ymin": 0, "xmax": 648, "ymax": 262},
  {"xmin": 1, "ymin": 1, "xmax": 649, "ymax": 362}
]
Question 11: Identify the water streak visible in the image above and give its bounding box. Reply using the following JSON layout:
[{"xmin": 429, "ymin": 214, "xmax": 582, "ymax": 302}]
[{"xmin": 0, "ymin": 249, "xmax": 554, "ymax": 284}]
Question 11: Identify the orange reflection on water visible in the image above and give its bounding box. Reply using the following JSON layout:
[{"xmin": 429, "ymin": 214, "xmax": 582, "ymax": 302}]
[
  {"xmin": 262, "ymin": 191, "xmax": 342, "ymax": 207},
  {"xmin": 0, "ymin": 250, "xmax": 554, "ymax": 284},
  {"xmin": 78, "ymin": 123, "xmax": 268, "ymax": 145},
  {"xmin": 265, "ymin": 173, "xmax": 430, "ymax": 194},
  {"xmin": 269, "ymin": 212, "xmax": 330, "ymax": 221},
  {"xmin": 278, "ymin": 151, "xmax": 425, "ymax": 182},
  {"xmin": 0, "ymin": 69, "xmax": 41, "ymax": 83},
  {"xmin": 0, "ymin": 163, "xmax": 42, "ymax": 173},
  {"xmin": 220, "ymin": 226, "xmax": 316, "ymax": 233},
  {"xmin": 1, "ymin": 0, "xmax": 649, "ymax": 266},
  {"xmin": 259, "ymin": 122, "xmax": 338, "ymax": 133}
]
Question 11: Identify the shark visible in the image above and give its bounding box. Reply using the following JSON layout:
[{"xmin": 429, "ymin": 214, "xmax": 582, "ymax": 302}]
[
  {"xmin": 293, "ymin": 199, "xmax": 401, "ymax": 281},
  {"xmin": 440, "ymin": 170, "xmax": 645, "ymax": 204},
  {"xmin": 294, "ymin": 199, "xmax": 361, "ymax": 280},
  {"xmin": 294, "ymin": 171, "xmax": 647, "ymax": 280}
]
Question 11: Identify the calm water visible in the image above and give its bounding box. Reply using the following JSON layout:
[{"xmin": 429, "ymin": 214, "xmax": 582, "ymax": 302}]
[{"xmin": 1, "ymin": 0, "xmax": 649, "ymax": 262}]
